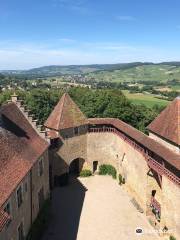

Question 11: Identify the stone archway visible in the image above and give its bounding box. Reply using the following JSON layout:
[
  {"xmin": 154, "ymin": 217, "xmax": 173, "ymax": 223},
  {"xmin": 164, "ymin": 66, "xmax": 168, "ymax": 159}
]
[{"xmin": 69, "ymin": 158, "xmax": 85, "ymax": 176}]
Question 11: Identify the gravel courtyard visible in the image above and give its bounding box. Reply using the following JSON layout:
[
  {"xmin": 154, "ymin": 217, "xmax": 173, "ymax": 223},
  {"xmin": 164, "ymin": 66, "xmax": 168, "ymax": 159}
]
[{"xmin": 42, "ymin": 175, "xmax": 161, "ymax": 240}]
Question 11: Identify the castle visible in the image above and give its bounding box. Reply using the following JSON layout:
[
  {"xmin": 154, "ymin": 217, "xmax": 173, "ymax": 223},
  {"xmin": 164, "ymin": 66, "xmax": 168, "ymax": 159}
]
[{"xmin": 0, "ymin": 93, "xmax": 179, "ymax": 240}]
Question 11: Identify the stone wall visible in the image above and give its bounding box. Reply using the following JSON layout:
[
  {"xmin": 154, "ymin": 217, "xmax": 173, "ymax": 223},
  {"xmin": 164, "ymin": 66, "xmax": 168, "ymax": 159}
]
[
  {"xmin": 0, "ymin": 173, "xmax": 31, "ymax": 240},
  {"xmin": 50, "ymin": 128, "xmax": 88, "ymax": 178},
  {"xmin": 58, "ymin": 135, "xmax": 87, "ymax": 164},
  {"xmin": 48, "ymin": 129, "xmax": 180, "ymax": 238},
  {"xmin": 31, "ymin": 150, "xmax": 50, "ymax": 222},
  {"xmin": 87, "ymin": 131, "xmax": 180, "ymax": 237},
  {"xmin": 161, "ymin": 176, "xmax": 180, "ymax": 239},
  {"xmin": 0, "ymin": 150, "xmax": 50, "ymax": 240},
  {"xmin": 87, "ymin": 132, "xmax": 148, "ymax": 210}
]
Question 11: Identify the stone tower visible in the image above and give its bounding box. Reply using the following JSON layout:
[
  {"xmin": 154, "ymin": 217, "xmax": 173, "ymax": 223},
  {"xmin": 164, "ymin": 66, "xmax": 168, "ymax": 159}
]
[{"xmin": 44, "ymin": 93, "xmax": 88, "ymax": 186}]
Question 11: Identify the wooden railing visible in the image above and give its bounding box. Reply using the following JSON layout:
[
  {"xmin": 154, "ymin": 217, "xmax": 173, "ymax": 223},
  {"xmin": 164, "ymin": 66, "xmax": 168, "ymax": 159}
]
[
  {"xmin": 89, "ymin": 127, "xmax": 146, "ymax": 156},
  {"xmin": 151, "ymin": 196, "xmax": 161, "ymax": 213},
  {"xmin": 88, "ymin": 127, "xmax": 180, "ymax": 186}
]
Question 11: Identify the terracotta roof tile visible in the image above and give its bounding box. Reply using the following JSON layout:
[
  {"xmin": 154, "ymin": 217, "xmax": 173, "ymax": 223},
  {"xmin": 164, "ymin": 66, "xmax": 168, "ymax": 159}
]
[
  {"xmin": 147, "ymin": 97, "xmax": 180, "ymax": 145},
  {"xmin": 88, "ymin": 118, "xmax": 180, "ymax": 171},
  {"xmin": 0, "ymin": 102, "xmax": 49, "ymax": 207},
  {"xmin": 44, "ymin": 93, "xmax": 87, "ymax": 130}
]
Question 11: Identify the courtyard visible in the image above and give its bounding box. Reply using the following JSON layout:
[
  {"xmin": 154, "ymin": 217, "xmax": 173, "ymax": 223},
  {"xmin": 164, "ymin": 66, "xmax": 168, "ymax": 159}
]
[{"xmin": 42, "ymin": 175, "xmax": 162, "ymax": 240}]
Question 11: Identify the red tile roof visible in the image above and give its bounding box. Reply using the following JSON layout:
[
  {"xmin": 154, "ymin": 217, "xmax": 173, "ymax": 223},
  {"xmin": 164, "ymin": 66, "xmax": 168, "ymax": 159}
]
[
  {"xmin": 0, "ymin": 209, "xmax": 10, "ymax": 232},
  {"xmin": 88, "ymin": 118, "xmax": 180, "ymax": 171},
  {"xmin": 44, "ymin": 93, "xmax": 87, "ymax": 130},
  {"xmin": 147, "ymin": 97, "xmax": 180, "ymax": 146},
  {"xmin": 0, "ymin": 102, "xmax": 49, "ymax": 207}
]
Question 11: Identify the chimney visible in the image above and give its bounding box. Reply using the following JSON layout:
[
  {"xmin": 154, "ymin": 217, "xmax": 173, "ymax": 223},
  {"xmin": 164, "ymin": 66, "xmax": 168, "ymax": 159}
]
[{"xmin": 11, "ymin": 93, "xmax": 18, "ymax": 102}]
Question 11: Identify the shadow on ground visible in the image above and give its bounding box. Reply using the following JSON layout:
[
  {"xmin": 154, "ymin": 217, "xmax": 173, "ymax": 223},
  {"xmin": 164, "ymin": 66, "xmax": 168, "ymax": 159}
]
[{"xmin": 41, "ymin": 176, "xmax": 87, "ymax": 240}]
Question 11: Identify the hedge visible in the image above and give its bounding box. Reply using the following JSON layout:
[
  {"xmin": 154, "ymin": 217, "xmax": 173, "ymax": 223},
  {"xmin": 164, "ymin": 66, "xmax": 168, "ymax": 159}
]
[
  {"xmin": 170, "ymin": 236, "xmax": 176, "ymax": 240},
  {"xmin": 99, "ymin": 164, "xmax": 117, "ymax": 179},
  {"xmin": 80, "ymin": 169, "xmax": 92, "ymax": 177}
]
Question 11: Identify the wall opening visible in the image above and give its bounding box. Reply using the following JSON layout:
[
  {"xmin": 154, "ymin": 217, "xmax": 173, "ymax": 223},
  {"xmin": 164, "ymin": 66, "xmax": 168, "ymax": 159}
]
[
  {"xmin": 152, "ymin": 190, "xmax": 156, "ymax": 197},
  {"xmin": 69, "ymin": 158, "xmax": 85, "ymax": 176},
  {"xmin": 93, "ymin": 161, "xmax": 98, "ymax": 173}
]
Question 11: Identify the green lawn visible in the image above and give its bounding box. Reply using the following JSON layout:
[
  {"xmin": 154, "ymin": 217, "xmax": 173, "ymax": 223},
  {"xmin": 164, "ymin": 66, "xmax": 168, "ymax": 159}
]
[{"xmin": 122, "ymin": 91, "xmax": 169, "ymax": 108}]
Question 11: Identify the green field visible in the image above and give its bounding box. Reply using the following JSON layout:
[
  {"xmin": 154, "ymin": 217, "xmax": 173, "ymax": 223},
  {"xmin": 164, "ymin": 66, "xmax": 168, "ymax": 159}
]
[
  {"xmin": 87, "ymin": 64, "xmax": 180, "ymax": 83},
  {"xmin": 171, "ymin": 85, "xmax": 180, "ymax": 91},
  {"xmin": 122, "ymin": 91, "xmax": 169, "ymax": 107}
]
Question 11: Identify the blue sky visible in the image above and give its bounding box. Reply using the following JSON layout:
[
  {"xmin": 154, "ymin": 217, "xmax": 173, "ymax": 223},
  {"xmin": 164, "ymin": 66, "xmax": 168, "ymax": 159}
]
[{"xmin": 1, "ymin": 0, "xmax": 180, "ymax": 69}]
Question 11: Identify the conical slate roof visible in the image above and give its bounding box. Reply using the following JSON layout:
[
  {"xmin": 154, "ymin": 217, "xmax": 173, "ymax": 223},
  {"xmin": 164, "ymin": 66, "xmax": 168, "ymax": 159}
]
[
  {"xmin": 44, "ymin": 93, "xmax": 87, "ymax": 130},
  {"xmin": 147, "ymin": 97, "xmax": 180, "ymax": 146}
]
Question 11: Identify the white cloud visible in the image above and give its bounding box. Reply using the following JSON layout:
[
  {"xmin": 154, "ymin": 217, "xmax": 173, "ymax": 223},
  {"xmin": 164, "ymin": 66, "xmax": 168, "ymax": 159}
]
[{"xmin": 0, "ymin": 40, "xmax": 180, "ymax": 69}]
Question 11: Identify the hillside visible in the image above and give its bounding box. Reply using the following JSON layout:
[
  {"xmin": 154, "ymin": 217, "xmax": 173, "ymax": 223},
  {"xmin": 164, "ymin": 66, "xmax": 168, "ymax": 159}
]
[
  {"xmin": 85, "ymin": 64, "xmax": 180, "ymax": 83},
  {"xmin": 1, "ymin": 62, "xmax": 180, "ymax": 82},
  {"xmin": 0, "ymin": 62, "xmax": 151, "ymax": 75}
]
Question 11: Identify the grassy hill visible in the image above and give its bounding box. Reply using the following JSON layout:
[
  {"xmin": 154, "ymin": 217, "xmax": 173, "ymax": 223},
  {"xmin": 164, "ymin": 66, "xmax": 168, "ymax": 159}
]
[
  {"xmin": 0, "ymin": 62, "xmax": 152, "ymax": 75},
  {"xmin": 85, "ymin": 64, "xmax": 180, "ymax": 83},
  {"xmin": 1, "ymin": 62, "xmax": 180, "ymax": 87},
  {"xmin": 1, "ymin": 62, "xmax": 180, "ymax": 82}
]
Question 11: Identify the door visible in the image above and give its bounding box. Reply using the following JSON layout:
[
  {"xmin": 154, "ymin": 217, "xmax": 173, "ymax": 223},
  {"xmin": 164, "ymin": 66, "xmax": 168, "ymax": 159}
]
[{"xmin": 93, "ymin": 161, "xmax": 98, "ymax": 173}]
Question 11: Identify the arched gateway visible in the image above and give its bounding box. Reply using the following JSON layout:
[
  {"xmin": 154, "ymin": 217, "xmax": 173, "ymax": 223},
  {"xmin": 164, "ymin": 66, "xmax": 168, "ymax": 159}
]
[
  {"xmin": 45, "ymin": 93, "xmax": 180, "ymax": 239},
  {"xmin": 69, "ymin": 158, "xmax": 85, "ymax": 175}
]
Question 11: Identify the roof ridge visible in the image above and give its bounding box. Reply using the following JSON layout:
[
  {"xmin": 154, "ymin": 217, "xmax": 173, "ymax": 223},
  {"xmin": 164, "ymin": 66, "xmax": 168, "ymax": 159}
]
[
  {"xmin": 44, "ymin": 93, "xmax": 87, "ymax": 130},
  {"xmin": 57, "ymin": 93, "xmax": 67, "ymax": 129}
]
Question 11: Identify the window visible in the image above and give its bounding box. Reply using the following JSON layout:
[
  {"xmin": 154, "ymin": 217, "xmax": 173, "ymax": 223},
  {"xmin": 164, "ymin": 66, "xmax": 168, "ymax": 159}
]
[
  {"xmin": 17, "ymin": 222, "xmax": 24, "ymax": 240},
  {"xmin": 17, "ymin": 186, "xmax": 23, "ymax": 208},
  {"xmin": 38, "ymin": 158, "xmax": 43, "ymax": 176},
  {"xmin": 4, "ymin": 202, "xmax": 11, "ymax": 215},
  {"xmin": 38, "ymin": 187, "xmax": 44, "ymax": 211},
  {"xmin": 24, "ymin": 182, "xmax": 28, "ymax": 193},
  {"xmin": 4, "ymin": 202, "xmax": 11, "ymax": 227},
  {"xmin": 74, "ymin": 127, "xmax": 79, "ymax": 135}
]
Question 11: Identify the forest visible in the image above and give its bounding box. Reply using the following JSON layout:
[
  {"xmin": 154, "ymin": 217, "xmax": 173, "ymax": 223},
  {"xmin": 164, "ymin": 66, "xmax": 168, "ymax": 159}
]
[{"xmin": 0, "ymin": 87, "xmax": 164, "ymax": 133}]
